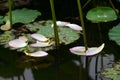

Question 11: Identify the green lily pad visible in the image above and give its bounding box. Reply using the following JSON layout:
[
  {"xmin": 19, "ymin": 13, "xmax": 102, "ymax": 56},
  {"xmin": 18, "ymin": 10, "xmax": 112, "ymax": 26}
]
[
  {"xmin": 34, "ymin": 20, "xmax": 80, "ymax": 45},
  {"xmin": 86, "ymin": 7, "xmax": 118, "ymax": 23},
  {"xmin": 109, "ymin": 23, "xmax": 120, "ymax": 45},
  {"xmin": 0, "ymin": 16, "xmax": 4, "ymax": 24},
  {"xmin": 4, "ymin": 8, "xmax": 41, "ymax": 24}
]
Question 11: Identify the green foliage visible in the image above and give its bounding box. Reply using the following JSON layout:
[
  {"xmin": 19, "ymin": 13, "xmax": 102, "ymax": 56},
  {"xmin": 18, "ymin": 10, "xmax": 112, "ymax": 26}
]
[
  {"xmin": 86, "ymin": 7, "xmax": 118, "ymax": 23},
  {"xmin": 0, "ymin": 31, "xmax": 15, "ymax": 45},
  {"xmin": 109, "ymin": 23, "xmax": 120, "ymax": 45},
  {"xmin": 31, "ymin": 20, "xmax": 80, "ymax": 45},
  {"xmin": 102, "ymin": 63, "xmax": 120, "ymax": 80},
  {"xmin": 4, "ymin": 8, "xmax": 41, "ymax": 24},
  {"xmin": 0, "ymin": 16, "xmax": 4, "ymax": 24}
]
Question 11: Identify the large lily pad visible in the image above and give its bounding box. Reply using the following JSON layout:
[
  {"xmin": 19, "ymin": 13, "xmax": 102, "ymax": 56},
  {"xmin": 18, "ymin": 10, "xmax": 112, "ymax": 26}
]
[
  {"xmin": 86, "ymin": 7, "xmax": 118, "ymax": 23},
  {"xmin": 4, "ymin": 8, "xmax": 41, "ymax": 24},
  {"xmin": 109, "ymin": 23, "xmax": 120, "ymax": 45}
]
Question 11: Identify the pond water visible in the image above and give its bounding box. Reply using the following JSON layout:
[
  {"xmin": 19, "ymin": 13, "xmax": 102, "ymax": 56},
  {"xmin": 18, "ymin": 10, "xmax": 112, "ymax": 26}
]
[
  {"xmin": 1, "ymin": 0, "xmax": 120, "ymax": 80},
  {"xmin": 0, "ymin": 21, "xmax": 120, "ymax": 80}
]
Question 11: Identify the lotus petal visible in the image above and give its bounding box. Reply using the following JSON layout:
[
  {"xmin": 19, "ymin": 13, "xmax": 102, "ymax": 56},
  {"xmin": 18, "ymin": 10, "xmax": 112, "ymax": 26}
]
[
  {"xmin": 30, "ymin": 41, "xmax": 52, "ymax": 47},
  {"xmin": 66, "ymin": 23, "xmax": 82, "ymax": 31},
  {"xmin": 69, "ymin": 43, "xmax": 105, "ymax": 56},
  {"xmin": 24, "ymin": 50, "xmax": 48, "ymax": 57},
  {"xmin": 18, "ymin": 36, "xmax": 28, "ymax": 42},
  {"xmin": 9, "ymin": 39, "xmax": 27, "ymax": 48},
  {"xmin": 86, "ymin": 43, "xmax": 105, "ymax": 56},
  {"xmin": 51, "ymin": 21, "xmax": 69, "ymax": 27},
  {"xmin": 0, "ymin": 20, "xmax": 11, "ymax": 31},
  {"xmin": 31, "ymin": 33, "xmax": 48, "ymax": 42}
]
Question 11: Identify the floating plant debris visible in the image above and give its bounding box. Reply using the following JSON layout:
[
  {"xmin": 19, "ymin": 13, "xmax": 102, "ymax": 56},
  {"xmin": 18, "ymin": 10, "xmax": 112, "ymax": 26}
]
[
  {"xmin": 0, "ymin": 20, "xmax": 81, "ymax": 57},
  {"xmin": 69, "ymin": 43, "xmax": 105, "ymax": 56}
]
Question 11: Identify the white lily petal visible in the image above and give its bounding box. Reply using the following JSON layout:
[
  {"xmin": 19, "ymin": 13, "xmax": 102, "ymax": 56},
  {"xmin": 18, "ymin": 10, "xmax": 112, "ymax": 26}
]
[
  {"xmin": 51, "ymin": 21, "xmax": 69, "ymax": 27},
  {"xmin": 69, "ymin": 46, "xmax": 86, "ymax": 55},
  {"xmin": 24, "ymin": 50, "xmax": 48, "ymax": 57},
  {"xmin": 69, "ymin": 43, "xmax": 105, "ymax": 56},
  {"xmin": 30, "ymin": 41, "xmax": 51, "ymax": 47},
  {"xmin": 0, "ymin": 20, "xmax": 11, "ymax": 31},
  {"xmin": 66, "ymin": 23, "xmax": 82, "ymax": 31},
  {"xmin": 9, "ymin": 39, "xmax": 27, "ymax": 48},
  {"xmin": 86, "ymin": 43, "xmax": 105, "ymax": 56},
  {"xmin": 31, "ymin": 33, "xmax": 48, "ymax": 42},
  {"xmin": 18, "ymin": 36, "xmax": 28, "ymax": 42}
]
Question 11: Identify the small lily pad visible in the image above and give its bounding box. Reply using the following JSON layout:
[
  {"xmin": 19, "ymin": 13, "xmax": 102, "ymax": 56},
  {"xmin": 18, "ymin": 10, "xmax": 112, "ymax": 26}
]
[
  {"xmin": 109, "ymin": 23, "xmax": 120, "ymax": 46},
  {"xmin": 4, "ymin": 8, "xmax": 41, "ymax": 24},
  {"xmin": 86, "ymin": 7, "xmax": 118, "ymax": 23}
]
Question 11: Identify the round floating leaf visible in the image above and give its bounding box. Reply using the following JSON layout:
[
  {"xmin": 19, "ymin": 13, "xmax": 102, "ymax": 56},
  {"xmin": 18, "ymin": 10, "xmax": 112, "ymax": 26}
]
[
  {"xmin": 109, "ymin": 23, "xmax": 120, "ymax": 45},
  {"xmin": 36, "ymin": 20, "xmax": 80, "ymax": 45},
  {"xmin": 86, "ymin": 7, "xmax": 118, "ymax": 23},
  {"xmin": 4, "ymin": 8, "xmax": 41, "ymax": 24}
]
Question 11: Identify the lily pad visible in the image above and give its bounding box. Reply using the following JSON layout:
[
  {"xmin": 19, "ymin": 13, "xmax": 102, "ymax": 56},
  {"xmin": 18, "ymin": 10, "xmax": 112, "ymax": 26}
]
[
  {"xmin": 86, "ymin": 7, "xmax": 118, "ymax": 23},
  {"xmin": 109, "ymin": 23, "xmax": 120, "ymax": 45},
  {"xmin": 35, "ymin": 20, "xmax": 80, "ymax": 45},
  {"xmin": 4, "ymin": 8, "xmax": 41, "ymax": 24}
]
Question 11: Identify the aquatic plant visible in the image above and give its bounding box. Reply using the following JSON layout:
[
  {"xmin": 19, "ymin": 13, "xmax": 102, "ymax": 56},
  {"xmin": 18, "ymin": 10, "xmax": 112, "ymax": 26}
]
[
  {"xmin": 0, "ymin": 20, "xmax": 81, "ymax": 57},
  {"xmin": 86, "ymin": 7, "xmax": 118, "ymax": 23},
  {"xmin": 109, "ymin": 23, "xmax": 120, "ymax": 46},
  {"xmin": 102, "ymin": 62, "xmax": 120, "ymax": 80}
]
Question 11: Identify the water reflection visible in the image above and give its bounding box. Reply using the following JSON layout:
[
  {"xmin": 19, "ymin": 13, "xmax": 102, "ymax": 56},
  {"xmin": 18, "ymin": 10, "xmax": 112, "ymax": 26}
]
[{"xmin": 0, "ymin": 43, "xmax": 117, "ymax": 80}]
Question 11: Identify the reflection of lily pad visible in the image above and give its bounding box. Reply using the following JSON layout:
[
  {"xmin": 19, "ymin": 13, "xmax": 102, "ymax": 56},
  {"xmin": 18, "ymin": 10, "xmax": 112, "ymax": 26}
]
[
  {"xmin": 109, "ymin": 23, "xmax": 120, "ymax": 45},
  {"xmin": 86, "ymin": 7, "xmax": 118, "ymax": 23},
  {"xmin": 4, "ymin": 8, "xmax": 41, "ymax": 24}
]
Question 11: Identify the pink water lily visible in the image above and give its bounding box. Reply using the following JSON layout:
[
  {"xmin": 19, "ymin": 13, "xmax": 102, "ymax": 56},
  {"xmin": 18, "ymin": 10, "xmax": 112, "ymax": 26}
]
[
  {"xmin": 69, "ymin": 43, "xmax": 105, "ymax": 56},
  {"xmin": 9, "ymin": 39, "xmax": 27, "ymax": 49},
  {"xmin": 24, "ymin": 50, "xmax": 48, "ymax": 57},
  {"xmin": 31, "ymin": 33, "xmax": 48, "ymax": 42},
  {"xmin": 30, "ymin": 41, "xmax": 52, "ymax": 47},
  {"xmin": 51, "ymin": 21, "xmax": 82, "ymax": 31},
  {"xmin": 66, "ymin": 23, "xmax": 82, "ymax": 31}
]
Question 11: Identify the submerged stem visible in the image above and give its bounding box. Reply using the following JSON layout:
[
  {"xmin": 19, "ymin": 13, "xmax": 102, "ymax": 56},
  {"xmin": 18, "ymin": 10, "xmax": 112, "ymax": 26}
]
[
  {"xmin": 8, "ymin": 0, "xmax": 12, "ymax": 28},
  {"xmin": 77, "ymin": 0, "xmax": 88, "ymax": 50},
  {"xmin": 50, "ymin": 0, "xmax": 59, "ymax": 48}
]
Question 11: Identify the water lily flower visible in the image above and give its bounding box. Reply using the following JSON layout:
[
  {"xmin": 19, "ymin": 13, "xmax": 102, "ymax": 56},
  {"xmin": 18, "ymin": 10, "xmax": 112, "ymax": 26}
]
[
  {"xmin": 9, "ymin": 39, "xmax": 27, "ymax": 49},
  {"xmin": 69, "ymin": 43, "xmax": 105, "ymax": 56},
  {"xmin": 30, "ymin": 41, "xmax": 52, "ymax": 47},
  {"xmin": 0, "ymin": 20, "xmax": 11, "ymax": 31},
  {"xmin": 31, "ymin": 33, "xmax": 48, "ymax": 42},
  {"xmin": 24, "ymin": 50, "xmax": 48, "ymax": 57},
  {"xmin": 66, "ymin": 23, "xmax": 82, "ymax": 31}
]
